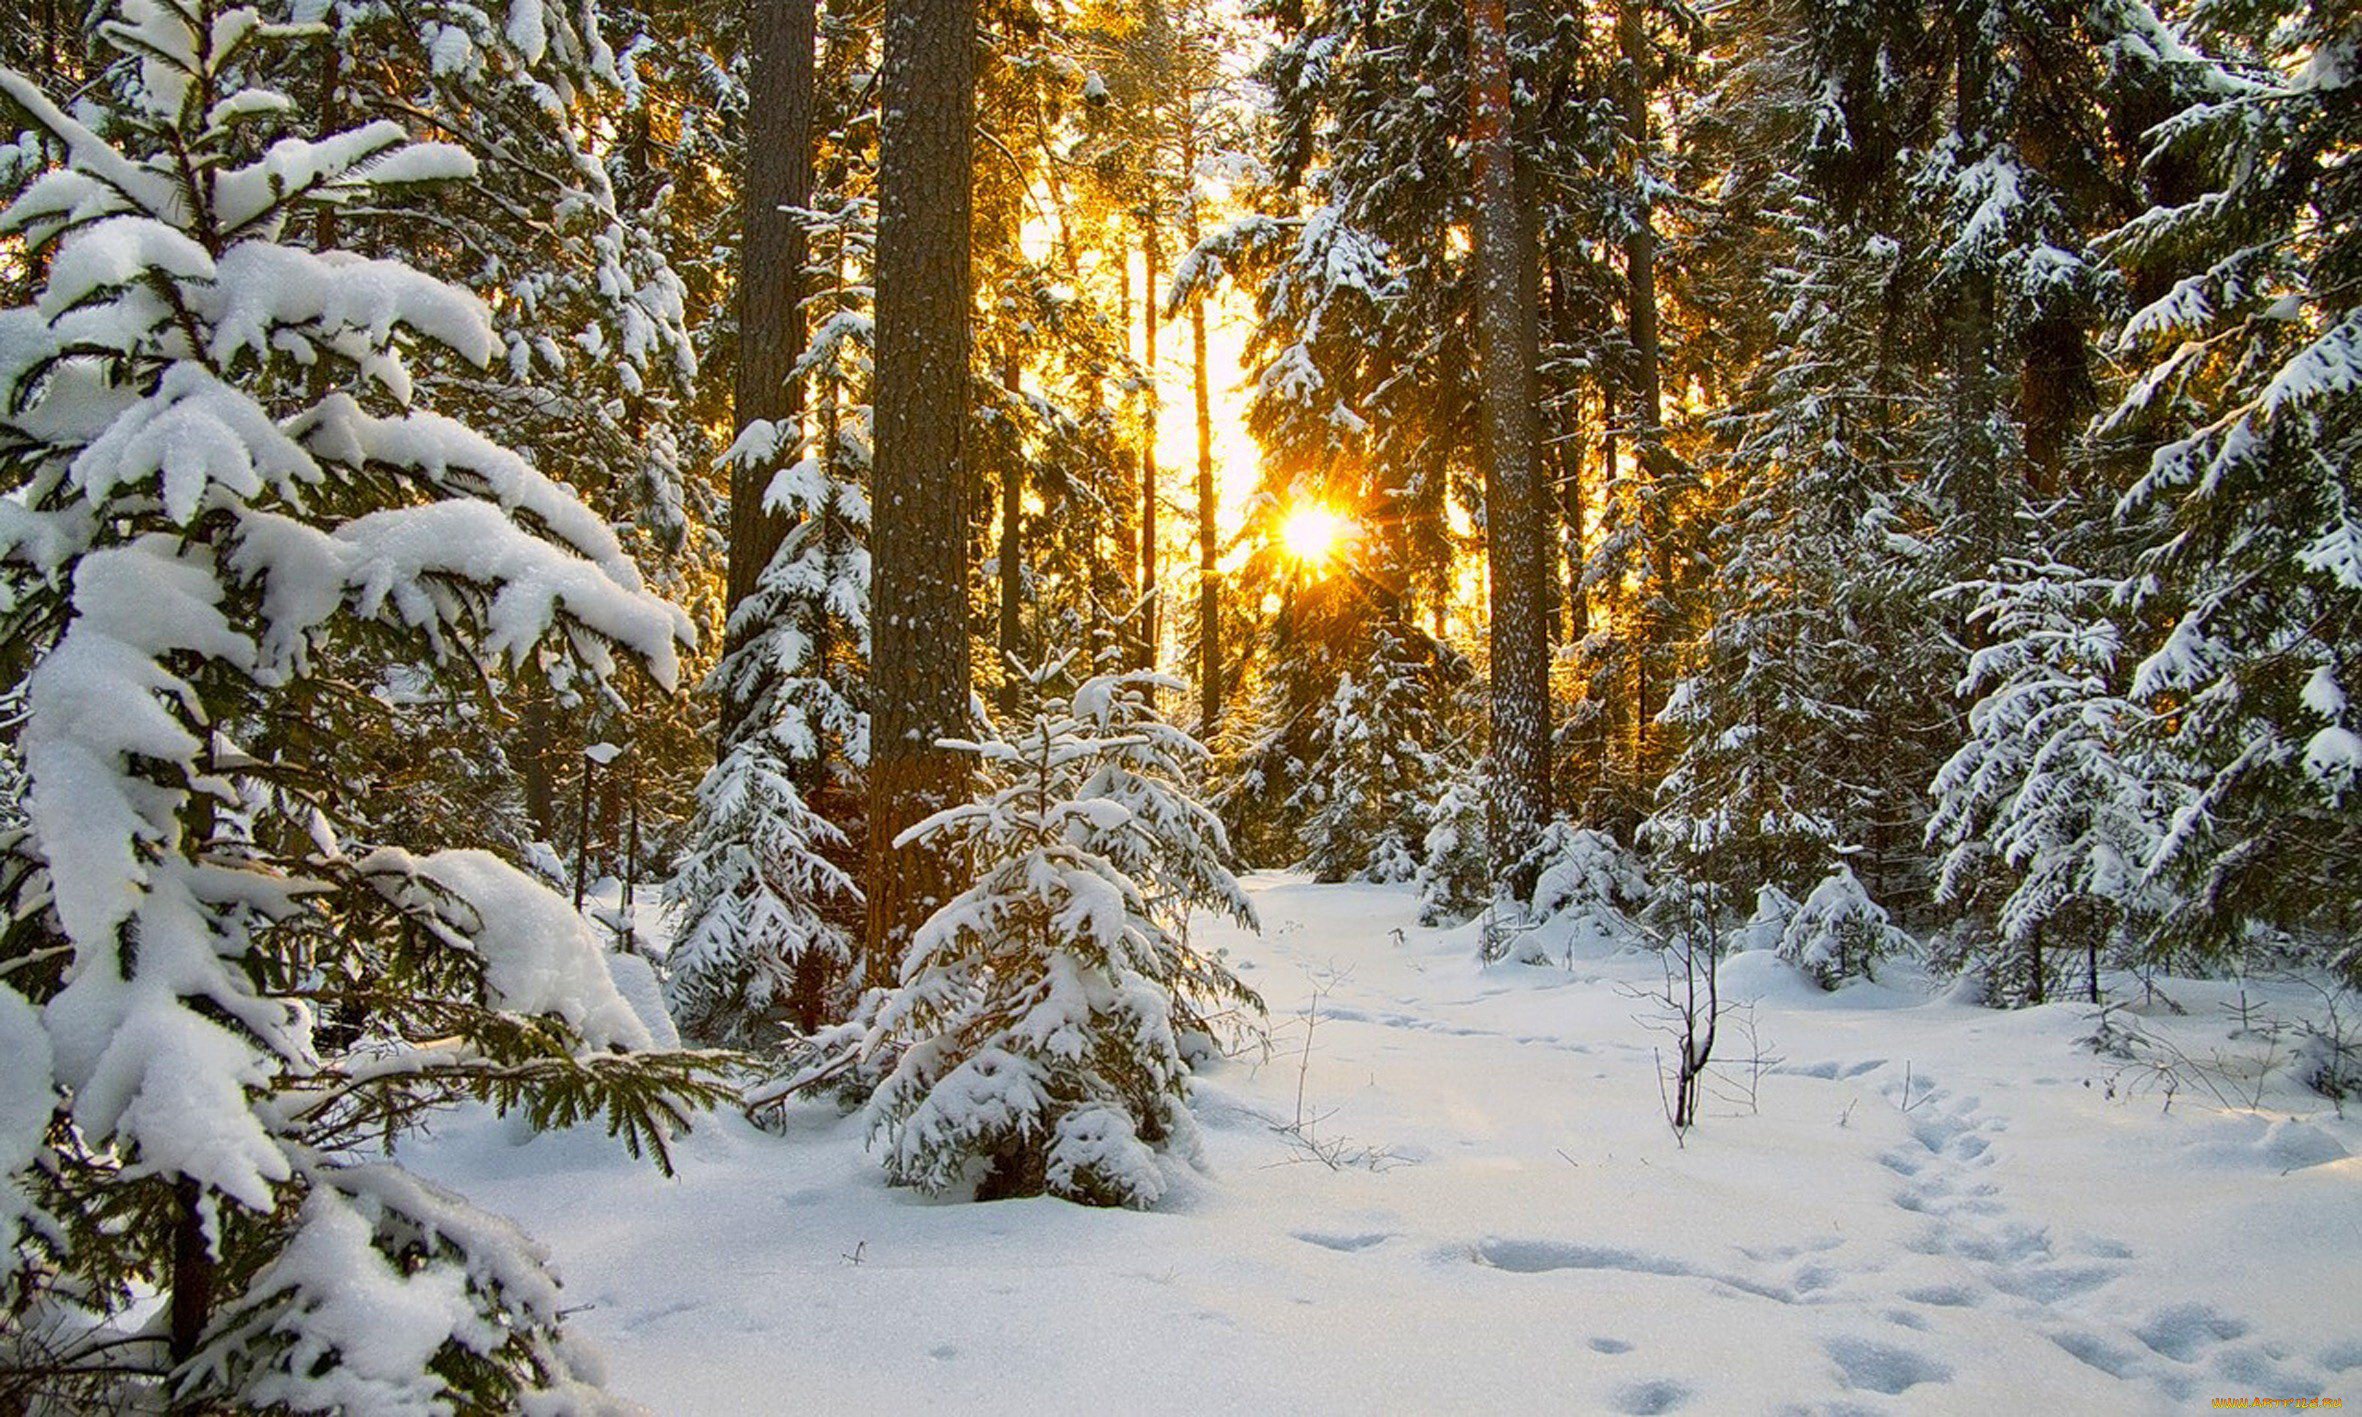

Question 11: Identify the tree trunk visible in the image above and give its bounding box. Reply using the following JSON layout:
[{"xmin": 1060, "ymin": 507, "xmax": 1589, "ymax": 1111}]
[
  {"xmin": 806, "ymin": 233, "xmax": 848, "ymax": 793},
  {"xmin": 1619, "ymin": 0, "xmax": 1667, "ymax": 770},
  {"xmin": 1111, "ymin": 254, "xmax": 1142, "ymax": 661},
  {"xmin": 1945, "ymin": 11, "xmax": 2002, "ymax": 560},
  {"xmin": 1185, "ymin": 130, "xmax": 1220, "ymax": 734},
  {"xmin": 997, "ymin": 341, "xmax": 1024, "ymax": 713},
  {"xmin": 1140, "ymin": 219, "xmax": 1162, "ymax": 675},
  {"xmin": 1564, "ymin": 387, "xmax": 1589, "ymax": 644},
  {"xmin": 167, "ymin": 1177, "xmax": 215, "ymax": 1393},
  {"xmin": 864, "ymin": 0, "xmax": 977, "ymax": 988},
  {"xmin": 1544, "ymin": 254, "xmax": 1586, "ymax": 644},
  {"xmin": 1469, "ymin": 0, "xmax": 1552, "ymax": 883},
  {"xmin": 722, "ymin": 0, "xmax": 818, "ymax": 759},
  {"xmin": 312, "ymin": 32, "xmax": 341, "ymax": 253},
  {"xmin": 517, "ymin": 682, "xmax": 558, "ymax": 839},
  {"xmin": 1619, "ymin": 3, "xmax": 1664, "ymax": 458}
]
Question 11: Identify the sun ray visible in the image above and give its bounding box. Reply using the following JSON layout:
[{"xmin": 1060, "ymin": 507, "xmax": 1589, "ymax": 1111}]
[{"xmin": 1280, "ymin": 504, "xmax": 1351, "ymax": 568}]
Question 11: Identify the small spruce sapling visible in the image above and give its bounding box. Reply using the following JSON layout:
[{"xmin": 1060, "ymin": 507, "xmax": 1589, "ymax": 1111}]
[
  {"xmin": 865, "ymin": 658, "xmax": 1261, "ymax": 1208},
  {"xmin": 1777, "ymin": 866, "xmax": 1915, "ymax": 988},
  {"xmin": 667, "ymin": 422, "xmax": 869, "ymax": 1045}
]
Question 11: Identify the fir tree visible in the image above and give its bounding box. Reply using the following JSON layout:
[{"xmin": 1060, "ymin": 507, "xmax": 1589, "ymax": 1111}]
[
  {"xmin": 1778, "ymin": 866, "xmax": 1915, "ymax": 989},
  {"xmin": 1928, "ymin": 528, "xmax": 2167, "ymax": 1004},
  {"xmin": 2093, "ymin": 2, "xmax": 2360, "ymax": 982},
  {"xmin": 1416, "ymin": 761, "xmax": 1491, "ymax": 926},
  {"xmin": 866, "ymin": 659, "xmax": 1259, "ymax": 1207},
  {"xmin": 1289, "ymin": 619, "xmax": 1448, "ymax": 884},
  {"xmin": 0, "ymin": 6, "xmax": 729, "ymax": 1406},
  {"xmin": 667, "ymin": 414, "xmax": 871, "ymax": 1044},
  {"xmin": 1646, "ymin": 186, "xmax": 1951, "ymax": 907}
]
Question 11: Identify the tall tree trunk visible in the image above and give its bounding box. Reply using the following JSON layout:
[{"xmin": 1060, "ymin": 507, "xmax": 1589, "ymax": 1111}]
[
  {"xmin": 865, "ymin": 0, "xmax": 977, "ymax": 987},
  {"xmin": 312, "ymin": 32, "xmax": 340, "ymax": 253},
  {"xmin": 1112, "ymin": 254, "xmax": 1142, "ymax": 661},
  {"xmin": 997, "ymin": 341, "xmax": 1024, "ymax": 713},
  {"xmin": 1544, "ymin": 253, "xmax": 1585, "ymax": 645},
  {"xmin": 1564, "ymin": 386, "xmax": 1589, "ymax": 644},
  {"xmin": 518, "ymin": 683, "xmax": 558, "ymax": 839},
  {"xmin": 807, "ymin": 232, "xmax": 849, "ymax": 793},
  {"xmin": 1619, "ymin": 0, "xmax": 1667, "ymax": 769},
  {"xmin": 1469, "ymin": 0, "xmax": 1552, "ymax": 883},
  {"xmin": 1140, "ymin": 219, "xmax": 1162, "ymax": 675},
  {"xmin": 1945, "ymin": 4, "xmax": 2002, "ymax": 560},
  {"xmin": 1185, "ymin": 129, "xmax": 1221, "ymax": 733},
  {"xmin": 722, "ymin": 0, "xmax": 818, "ymax": 760}
]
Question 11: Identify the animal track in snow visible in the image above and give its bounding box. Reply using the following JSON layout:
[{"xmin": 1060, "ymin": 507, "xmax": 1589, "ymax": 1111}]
[
  {"xmin": 1294, "ymin": 1230, "xmax": 1393, "ymax": 1253},
  {"xmin": 1472, "ymin": 1239, "xmax": 1693, "ymax": 1278},
  {"xmin": 2133, "ymin": 1301, "xmax": 2248, "ymax": 1362},
  {"xmin": 1823, "ymin": 1335, "xmax": 1951, "ymax": 1395},
  {"xmin": 1873, "ymin": 1069, "xmax": 2337, "ymax": 1405},
  {"xmin": 1606, "ymin": 1377, "xmax": 1691, "ymax": 1414},
  {"xmin": 1468, "ymin": 1237, "xmax": 1809, "ymax": 1306}
]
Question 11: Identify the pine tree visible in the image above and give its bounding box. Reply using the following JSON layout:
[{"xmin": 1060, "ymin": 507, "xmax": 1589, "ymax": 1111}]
[
  {"xmin": 1290, "ymin": 619, "xmax": 1449, "ymax": 884},
  {"xmin": 1416, "ymin": 763, "xmax": 1492, "ymax": 925},
  {"xmin": 1646, "ymin": 183, "xmax": 1950, "ymax": 907},
  {"xmin": 2092, "ymin": 1, "xmax": 2360, "ymax": 982},
  {"xmin": 1516, "ymin": 822, "xmax": 1653, "ymax": 956},
  {"xmin": 290, "ymin": 0, "xmax": 713, "ymax": 870},
  {"xmin": 723, "ymin": 0, "xmax": 818, "ymax": 753},
  {"xmin": 1777, "ymin": 866, "xmax": 1915, "ymax": 988},
  {"xmin": 866, "ymin": 659, "xmax": 1259, "ymax": 1207},
  {"xmin": 1467, "ymin": 0, "xmax": 1553, "ymax": 878},
  {"xmin": 0, "ymin": 6, "xmax": 728, "ymax": 1405},
  {"xmin": 1928, "ymin": 531, "xmax": 2165, "ymax": 1005},
  {"xmin": 668, "ymin": 346, "xmax": 872, "ymax": 1043}
]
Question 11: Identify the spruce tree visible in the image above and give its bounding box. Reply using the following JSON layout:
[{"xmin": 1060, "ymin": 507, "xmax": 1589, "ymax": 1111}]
[
  {"xmin": 1290, "ymin": 619, "xmax": 1449, "ymax": 884},
  {"xmin": 866, "ymin": 660, "xmax": 1259, "ymax": 1207},
  {"xmin": 2093, "ymin": 0, "xmax": 2359, "ymax": 981},
  {"xmin": 0, "ymin": 5, "xmax": 727, "ymax": 1405}
]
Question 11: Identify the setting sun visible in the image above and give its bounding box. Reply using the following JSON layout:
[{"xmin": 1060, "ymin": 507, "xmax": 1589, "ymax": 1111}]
[{"xmin": 1280, "ymin": 504, "xmax": 1351, "ymax": 567}]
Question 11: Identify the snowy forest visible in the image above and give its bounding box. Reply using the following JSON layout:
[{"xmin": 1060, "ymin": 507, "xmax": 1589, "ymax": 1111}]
[{"xmin": 0, "ymin": 0, "xmax": 2355, "ymax": 1410}]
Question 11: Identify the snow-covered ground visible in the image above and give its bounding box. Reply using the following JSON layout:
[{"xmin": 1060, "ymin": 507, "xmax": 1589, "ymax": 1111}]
[{"xmin": 414, "ymin": 876, "xmax": 2361, "ymax": 1414}]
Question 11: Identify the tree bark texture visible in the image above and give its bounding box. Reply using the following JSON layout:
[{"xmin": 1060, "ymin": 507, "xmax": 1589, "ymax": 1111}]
[
  {"xmin": 1140, "ymin": 220, "xmax": 1163, "ymax": 675},
  {"xmin": 864, "ymin": 0, "xmax": 977, "ymax": 987},
  {"xmin": 1619, "ymin": 0, "xmax": 1668, "ymax": 766},
  {"xmin": 1469, "ymin": 0, "xmax": 1553, "ymax": 880},
  {"xmin": 722, "ymin": 0, "xmax": 818, "ymax": 757},
  {"xmin": 1186, "ymin": 129, "xmax": 1221, "ymax": 733},
  {"xmin": 998, "ymin": 342, "xmax": 1024, "ymax": 713}
]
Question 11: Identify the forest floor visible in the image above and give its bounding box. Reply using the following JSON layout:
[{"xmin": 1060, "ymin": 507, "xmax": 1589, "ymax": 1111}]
[{"xmin": 411, "ymin": 876, "xmax": 2362, "ymax": 1414}]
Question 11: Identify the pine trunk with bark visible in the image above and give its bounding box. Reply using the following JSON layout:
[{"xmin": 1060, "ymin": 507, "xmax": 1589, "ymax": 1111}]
[
  {"xmin": 864, "ymin": 0, "xmax": 977, "ymax": 987},
  {"xmin": 1140, "ymin": 219, "xmax": 1163, "ymax": 675},
  {"xmin": 1185, "ymin": 129, "xmax": 1221, "ymax": 734},
  {"xmin": 1469, "ymin": 0, "xmax": 1553, "ymax": 883},
  {"xmin": 722, "ymin": 0, "xmax": 818, "ymax": 759},
  {"xmin": 998, "ymin": 341, "xmax": 1024, "ymax": 714},
  {"xmin": 1619, "ymin": 0, "xmax": 1668, "ymax": 769},
  {"xmin": 1110, "ymin": 255, "xmax": 1142, "ymax": 660},
  {"xmin": 1945, "ymin": 6, "xmax": 2002, "ymax": 561}
]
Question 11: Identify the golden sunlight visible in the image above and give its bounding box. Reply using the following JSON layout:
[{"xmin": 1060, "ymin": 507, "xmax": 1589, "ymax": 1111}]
[{"xmin": 1280, "ymin": 504, "xmax": 1352, "ymax": 568}]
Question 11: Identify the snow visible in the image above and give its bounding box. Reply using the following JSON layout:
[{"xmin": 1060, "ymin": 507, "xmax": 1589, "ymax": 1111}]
[
  {"xmin": 241, "ymin": 1190, "xmax": 488, "ymax": 1416},
  {"xmin": 2303, "ymin": 725, "xmax": 2361, "ymax": 790},
  {"xmin": 400, "ymin": 848, "xmax": 657, "ymax": 1052},
  {"xmin": 405, "ymin": 876, "xmax": 2362, "ymax": 1412},
  {"xmin": 1779, "ymin": 866, "xmax": 1913, "ymax": 988},
  {"xmin": 0, "ymin": 982, "xmax": 52, "ymax": 1245},
  {"xmin": 22, "ymin": 538, "xmax": 251, "ymax": 946}
]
